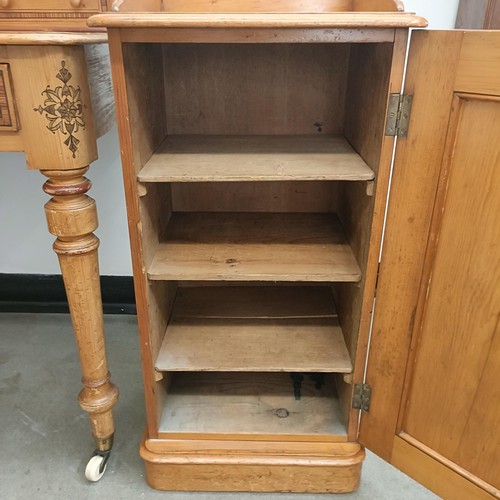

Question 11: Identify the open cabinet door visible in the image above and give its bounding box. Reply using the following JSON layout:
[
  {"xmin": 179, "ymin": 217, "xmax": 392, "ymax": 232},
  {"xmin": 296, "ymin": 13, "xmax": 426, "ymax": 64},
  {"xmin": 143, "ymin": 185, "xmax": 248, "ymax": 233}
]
[{"xmin": 359, "ymin": 30, "xmax": 500, "ymax": 499}]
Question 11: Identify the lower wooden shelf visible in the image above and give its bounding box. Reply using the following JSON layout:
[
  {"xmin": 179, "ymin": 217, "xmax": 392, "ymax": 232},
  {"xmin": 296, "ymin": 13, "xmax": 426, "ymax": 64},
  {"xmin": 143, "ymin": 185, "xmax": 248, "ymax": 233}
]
[
  {"xmin": 158, "ymin": 372, "xmax": 345, "ymax": 437},
  {"xmin": 155, "ymin": 286, "xmax": 353, "ymax": 373}
]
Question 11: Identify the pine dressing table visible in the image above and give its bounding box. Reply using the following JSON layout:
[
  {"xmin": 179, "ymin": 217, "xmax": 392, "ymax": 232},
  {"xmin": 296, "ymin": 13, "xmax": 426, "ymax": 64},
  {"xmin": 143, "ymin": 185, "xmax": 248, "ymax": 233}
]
[{"xmin": 0, "ymin": 3, "xmax": 119, "ymax": 480}]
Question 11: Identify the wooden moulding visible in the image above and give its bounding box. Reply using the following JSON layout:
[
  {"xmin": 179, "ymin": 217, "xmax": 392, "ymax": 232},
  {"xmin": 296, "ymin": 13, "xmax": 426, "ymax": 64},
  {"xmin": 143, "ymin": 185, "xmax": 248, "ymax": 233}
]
[
  {"xmin": 88, "ymin": 12, "xmax": 427, "ymax": 29},
  {"xmin": 140, "ymin": 435, "xmax": 365, "ymax": 493}
]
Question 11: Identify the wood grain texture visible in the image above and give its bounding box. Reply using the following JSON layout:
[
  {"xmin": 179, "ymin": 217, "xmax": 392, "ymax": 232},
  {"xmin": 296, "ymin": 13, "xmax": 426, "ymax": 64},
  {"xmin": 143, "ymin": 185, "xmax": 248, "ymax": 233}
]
[
  {"xmin": 108, "ymin": 0, "xmax": 161, "ymax": 11},
  {"xmin": 156, "ymin": 317, "xmax": 352, "ymax": 372},
  {"xmin": 145, "ymin": 438, "xmax": 358, "ymax": 454},
  {"xmin": 0, "ymin": 64, "xmax": 18, "ymax": 130},
  {"xmin": 107, "ymin": 29, "xmax": 165, "ymax": 436},
  {"xmin": 358, "ymin": 31, "xmax": 465, "ymax": 459},
  {"xmin": 7, "ymin": 45, "xmax": 97, "ymax": 170},
  {"xmin": 123, "ymin": 42, "xmax": 167, "ymax": 173},
  {"xmin": 162, "ymin": 0, "xmax": 353, "ymax": 12},
  {"xmin": 88, "ymin": 12, "xmax": 427, "ymax": 28},
  {"xmin": 171, "ymin": 285, "xmax": 338, "ymax": 319},
  {"xmin": 392, "ymin": 436, "xmax": 498, "ymax": 500},
  {"xmin": 336, "ymin": 40, "xmax": 395, "ymax": 359},
  {"xmin": 163, "ymin": 44, "xmax": 348, "ymax": 136},
  {"xmin": 352, "ymin": 0, "xmax": 404, "ymax": 11},
  {"xmin": 403, "ymin": 96, "xmax": 500, "ymax": 490},
  {"xmin": 158, "ymin": 372, "xmax": 345, "ymax": 436},
  {"xmin": 141, "ymin": 436, "xmax": 364, "ymax": 492},
  {"xmin": 148, "ymin": 212, "xmax": 361, "ymax": 282},
  {"xmin": 138, "ymin": 135, "xmax": 374, "ymax": 183},
  {"xmin": 120, "ymin": 27, "xmax": 395, "ymax": 43},
  {"xmin": 0, "ymin": 32, "xmax": 106, "ymax": 45},
  {"xmin": 456, "ymin": 31, "xmax": 500, "ymax": 96},
  {"xmin": 336, "ymin": 31, "xmax": 407, "ymax": 439},
  {"xmin": 155, "ymin": 286, "xmax": 352, "ymax": 373},
  {"xmin": 42, "ymin": 166, "xmax": 118, "ymax": 451},
  {"xmin": 0, "ymin": 0, "xmax": 100, "ymax": 10},
  {"xmin": 171, "ymin": 181, "xmax": 339, "ymax": 213},
  {"xmin": 0, "ymin": 131, "xmax": 22, "ymax": 150},
  {"xmin": 109, "ymin": 0, "xmax": 403, "ymax": 12},
  {"xmin": 120, "ymin": 40, "xmax": 173, "ymax": 426}
]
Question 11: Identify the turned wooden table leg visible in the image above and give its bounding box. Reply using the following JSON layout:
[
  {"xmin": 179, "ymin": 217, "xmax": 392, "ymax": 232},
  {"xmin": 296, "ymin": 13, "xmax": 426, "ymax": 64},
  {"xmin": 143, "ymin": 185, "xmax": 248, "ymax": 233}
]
[{"xmin": 42, "ymin": 166, "xmax": 119, "ymax": 462}]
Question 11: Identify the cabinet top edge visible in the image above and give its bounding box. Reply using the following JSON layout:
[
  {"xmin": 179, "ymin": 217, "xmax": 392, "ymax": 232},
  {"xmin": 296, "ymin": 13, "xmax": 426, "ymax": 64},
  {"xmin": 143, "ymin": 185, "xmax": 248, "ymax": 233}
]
[{"xmin": 88, "ymin": 12, "xmax": 427, "ymax": 30}]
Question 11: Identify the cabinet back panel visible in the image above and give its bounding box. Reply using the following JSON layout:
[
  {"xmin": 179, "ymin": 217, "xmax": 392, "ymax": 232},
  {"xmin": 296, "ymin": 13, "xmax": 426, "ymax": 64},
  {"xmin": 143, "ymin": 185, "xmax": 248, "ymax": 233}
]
[
  {"xmin": 163, "ymin": 44, "xmax": 349, "ymax": 135},
  {"xmin": 171, "ymin": 181, "xmax": 339, "ymax": 213}
]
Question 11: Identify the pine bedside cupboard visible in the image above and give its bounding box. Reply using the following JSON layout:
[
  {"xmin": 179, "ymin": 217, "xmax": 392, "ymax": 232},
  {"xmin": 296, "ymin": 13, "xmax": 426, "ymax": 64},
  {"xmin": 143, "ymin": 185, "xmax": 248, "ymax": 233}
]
[{"xmin": 88, "ymin": 1, "xmax": 500, "ymax": 498}]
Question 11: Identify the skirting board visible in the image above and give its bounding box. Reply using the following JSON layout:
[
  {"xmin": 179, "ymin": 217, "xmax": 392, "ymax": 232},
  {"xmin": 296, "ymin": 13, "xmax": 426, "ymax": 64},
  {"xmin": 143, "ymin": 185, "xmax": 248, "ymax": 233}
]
[{"xmin": 0, "ymin": 273, "xmax": 136, "ymax": 314}]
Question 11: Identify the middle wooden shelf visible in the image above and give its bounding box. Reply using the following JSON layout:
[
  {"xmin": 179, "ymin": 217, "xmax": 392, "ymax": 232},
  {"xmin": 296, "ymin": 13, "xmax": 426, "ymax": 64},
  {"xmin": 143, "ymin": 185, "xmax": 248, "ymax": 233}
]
[
  {"xmin": 138, "ymin": 135, "xmax": 375, "ymax": 183},
  {"xmin": 155, "ymin": 286, "xmax": 353, "ymax": 374},
  {"xmin": 148, "ymin": 212, "xmax": 362, "ymax": 282}
]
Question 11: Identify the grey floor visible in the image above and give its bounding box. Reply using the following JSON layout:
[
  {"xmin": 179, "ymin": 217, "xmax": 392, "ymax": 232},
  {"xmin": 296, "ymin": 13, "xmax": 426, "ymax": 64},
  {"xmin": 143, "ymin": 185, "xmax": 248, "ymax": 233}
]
[{"xmin": 0, "ymin": 313, "xmax": 438, "ymax": 499}]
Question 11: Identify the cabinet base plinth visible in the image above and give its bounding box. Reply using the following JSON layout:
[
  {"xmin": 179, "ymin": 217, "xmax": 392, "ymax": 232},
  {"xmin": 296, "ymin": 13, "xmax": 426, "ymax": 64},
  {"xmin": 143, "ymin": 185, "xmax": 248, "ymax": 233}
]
[{"xmin": 140, "ymin": 436, "xmax": 365, "ymax": 493}]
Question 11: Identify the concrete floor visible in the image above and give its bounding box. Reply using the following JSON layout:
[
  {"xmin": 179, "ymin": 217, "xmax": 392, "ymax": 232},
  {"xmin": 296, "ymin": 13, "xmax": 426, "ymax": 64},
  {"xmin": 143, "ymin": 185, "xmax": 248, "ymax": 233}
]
[{"xmin": 0, "ymin": 313, "xmax": 438, "ymax": 500}]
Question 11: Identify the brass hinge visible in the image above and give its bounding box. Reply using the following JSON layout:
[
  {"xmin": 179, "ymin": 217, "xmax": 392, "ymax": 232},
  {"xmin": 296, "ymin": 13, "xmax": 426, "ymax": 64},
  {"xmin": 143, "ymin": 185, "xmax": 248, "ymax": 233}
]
[
  {"xmin": 352, "ymin": 383, "xmax": 372, "ymax": 412},
  {"xmin": 385, "ymin": 94, "xmax": 413, "ymax": 137}
]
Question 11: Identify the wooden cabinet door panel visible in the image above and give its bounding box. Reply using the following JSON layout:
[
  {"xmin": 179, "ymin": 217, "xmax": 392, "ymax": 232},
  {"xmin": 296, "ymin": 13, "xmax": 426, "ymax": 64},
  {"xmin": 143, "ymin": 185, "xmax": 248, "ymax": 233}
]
[
  {"xmin": 402, "ymin": 94, "xmax": 500, "ymax": 490},
  {"xmin": 360, "ymin": 30, "xmax": 500, "ymax": 499}
]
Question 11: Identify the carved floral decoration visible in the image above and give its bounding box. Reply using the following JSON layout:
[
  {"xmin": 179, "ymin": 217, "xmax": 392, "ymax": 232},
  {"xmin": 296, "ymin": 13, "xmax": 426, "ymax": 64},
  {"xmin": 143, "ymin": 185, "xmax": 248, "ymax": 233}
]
[{"xmin": 34, "ymin": 61, "xmax": 85, "ymax": 158}]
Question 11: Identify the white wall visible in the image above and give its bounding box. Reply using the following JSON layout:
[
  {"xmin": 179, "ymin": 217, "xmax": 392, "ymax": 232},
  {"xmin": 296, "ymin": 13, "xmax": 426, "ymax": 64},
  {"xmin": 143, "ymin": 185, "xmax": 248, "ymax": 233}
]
[
  {"xmin": 404, "ymin": 0, "xmax": 460, "ymax": 29},
  {"xmin": 0, "ymin": 129, "xmax": 133, "ymax": 275},
  {"xmin": 0, "ymin": 2, "xmax": 460, "ymax": 277}
]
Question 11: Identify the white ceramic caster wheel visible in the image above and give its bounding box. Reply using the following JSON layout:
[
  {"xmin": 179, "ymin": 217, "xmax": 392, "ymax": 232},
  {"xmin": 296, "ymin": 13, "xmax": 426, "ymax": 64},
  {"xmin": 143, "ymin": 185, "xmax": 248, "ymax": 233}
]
[{"xmin": 85, "ymin": 454, "xmax": 107, "ymax": 482}]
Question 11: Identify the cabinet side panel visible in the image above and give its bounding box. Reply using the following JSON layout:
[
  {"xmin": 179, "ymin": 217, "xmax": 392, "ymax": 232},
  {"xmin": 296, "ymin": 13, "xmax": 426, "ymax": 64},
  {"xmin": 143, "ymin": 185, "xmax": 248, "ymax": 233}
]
[
  {"xmin": 335, "ymin": 42, "xmax": 394, "ymax": 356},
  {"xmin": 111, "ymin": 35, "xmax": 172, "ymax": 435},
  {"xmin": 333, "ymin": 39, "xmax": 400, "ymax": 437},
  {"xmin": 163, "ymin": 44, "xmax": 349, "ymax": 135},
  {"xmin": 123, "ymin": 43, "xmax": 167, "ymax": 172},
  {"xmin": 358, "ymin": 31, "xmax": 465, "ymax": 459}
]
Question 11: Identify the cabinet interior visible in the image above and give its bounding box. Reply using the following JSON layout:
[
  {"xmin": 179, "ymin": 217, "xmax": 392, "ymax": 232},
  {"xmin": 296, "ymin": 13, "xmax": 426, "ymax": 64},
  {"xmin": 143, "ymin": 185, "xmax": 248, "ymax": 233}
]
[{"xmin": 122, "ymin": 40, "xmax": 394, "ymax": 440}]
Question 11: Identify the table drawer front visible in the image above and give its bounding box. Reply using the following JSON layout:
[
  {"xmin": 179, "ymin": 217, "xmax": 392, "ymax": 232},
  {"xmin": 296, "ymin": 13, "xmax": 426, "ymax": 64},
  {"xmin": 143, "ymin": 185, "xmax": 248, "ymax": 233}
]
[
  {"xmin": 0, "ymin": 64, "xmax": 18, "ymax": 131},
  {"xmin": 0, "ymin": 0, "xmax": 101, "ymax": 11}
]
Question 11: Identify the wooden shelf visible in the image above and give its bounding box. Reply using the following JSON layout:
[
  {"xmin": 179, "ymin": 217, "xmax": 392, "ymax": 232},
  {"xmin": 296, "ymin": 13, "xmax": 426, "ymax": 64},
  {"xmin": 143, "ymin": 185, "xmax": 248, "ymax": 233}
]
[
  {"xmin": 158, "ymin": 372, "xmax": 345, "ymax": 436},
  {"xmin": 138, "ymin": 135, "xmax": 375, "ymax": 183},
  {"xmin": 148, "ymin": 212, "xmax": 362, "ymax": 282},
  {"xmin": 155, "ymin": 286, "xmax": 353, "ymax": 373}
]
